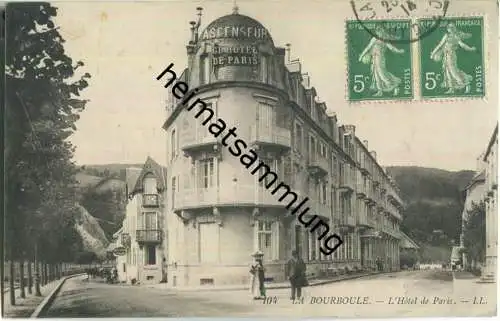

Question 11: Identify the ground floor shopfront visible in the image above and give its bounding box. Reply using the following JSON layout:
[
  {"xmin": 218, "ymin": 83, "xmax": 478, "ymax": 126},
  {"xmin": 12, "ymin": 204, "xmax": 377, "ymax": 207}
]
[{"xmin": 166, "ymin": 206, "xmax": 401, "ymax": 287}]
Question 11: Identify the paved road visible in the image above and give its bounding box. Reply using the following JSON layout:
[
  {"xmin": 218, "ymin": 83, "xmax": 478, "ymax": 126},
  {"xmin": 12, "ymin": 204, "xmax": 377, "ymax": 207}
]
[{"xmin": 43, "ymin": 270, "xmax": 496, "ymax": 317}]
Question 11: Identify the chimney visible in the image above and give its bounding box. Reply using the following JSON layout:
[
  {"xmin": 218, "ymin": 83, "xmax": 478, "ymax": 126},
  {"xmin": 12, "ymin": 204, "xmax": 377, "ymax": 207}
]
[
  {"xmin": 301, "ymin": 73, "xmax": 310, "ymax": 88},
  {"xmin": 363, "ymin": 140, "xmax": 368, "ymax": 149},
  {"xmin": 370, "ymin": 151, "xmax": 377, "ymax": 160},
  {"xmin": 344, "ymin": 125, "xmax": 356, "ymax": 136},
  {"xmin": 285, "ymin": 43, "xmax": 291, "ymax": 63},
  {"xmin": 189, "ymin": 21, "xmax": 196, "ymax": 44},
  {"xmin": 194, "ymin": 7, "xmax": 203, "ymax": 43}
]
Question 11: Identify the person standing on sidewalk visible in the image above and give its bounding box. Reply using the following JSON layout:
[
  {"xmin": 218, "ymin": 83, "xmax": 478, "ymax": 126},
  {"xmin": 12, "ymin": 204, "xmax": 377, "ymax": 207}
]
[
  {"xmin": 287, "ymin": 250, "xmax": 307, "ymax": 301},
  {"xmin": 249, "ymin": 250, "xmax": 266, "ymax": 300}
]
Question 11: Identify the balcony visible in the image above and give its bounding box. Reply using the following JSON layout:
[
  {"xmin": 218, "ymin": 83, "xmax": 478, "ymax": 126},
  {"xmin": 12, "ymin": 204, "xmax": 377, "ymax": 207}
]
[
  {"xmin": 307, "ymin": 155, "xmax": 329, "ymax": 179},
  {"xmin": 338, "ymin": 175, "xmax": 354, "ymax": 193},
  {"xmin": 249, "ymin": 125, "xmax": 291, "ymax": 155},
  {"xmin": 180, "ymin": 130, "xmax": 221, "ymax": 158},
  {"xmin": 136, "ymin": 229, "xmax": 162, "ymax": 244},
  {"xmin": 356, "ymin": 182, "xmax": 366, "ymax": 198},
  {"xmin": 173, "ymin": 184, "xmax": 301, "ymax": 211},
  {"xmin": 360, "ymin": 162, "xmax": 370, "ymax": 176},
  {"xmin": 357, "ymin": 213, "xmax": 371, "ymax": 229},
  {"xmin": 381, "ymin": 227, "xmax": 401, "ymax": 239},
  {"xmin": 143, "ymin": 194, "xmax": 159, "ymax": 207},
  {"xmin": 338, "ymin": 215, "xmax": 356, "ymax": 232},
  {"xmin": 310, "ymin": 199, "xmax": 331, "ymax": 221}
]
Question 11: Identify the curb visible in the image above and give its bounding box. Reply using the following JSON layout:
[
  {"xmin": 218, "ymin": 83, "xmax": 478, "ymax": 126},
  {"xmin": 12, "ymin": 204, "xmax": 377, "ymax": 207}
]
[
  {"xmin": 153, "ymin": 271, "xmax": 396, "ymax": 292},
  {"xmin": 30, "ymin": 273, "xmax": 86, "ymax": 318}
]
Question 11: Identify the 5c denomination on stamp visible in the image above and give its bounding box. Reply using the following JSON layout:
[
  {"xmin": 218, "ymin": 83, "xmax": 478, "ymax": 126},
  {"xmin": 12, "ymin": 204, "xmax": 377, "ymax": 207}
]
[
  {"xmin": 346, "ymin": 20, "xmax": 413, "ymax": 102},
  {"xmin": 418, "ymin": 17, "xmax": 485, "ymax": 99}
]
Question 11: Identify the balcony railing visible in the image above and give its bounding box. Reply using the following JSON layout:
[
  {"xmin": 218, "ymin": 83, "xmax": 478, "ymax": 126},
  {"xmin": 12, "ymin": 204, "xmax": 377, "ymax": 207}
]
[
  {"xmin": 173, "ymin": 184, "xmax": 303, "ymax": 210},
  {"xmin": 308, "ymin": 155, "xmax": 329, "ymax": 178},
  {"xmin": 180, "ymin": 129, "xmax": 221, "ymax": 157},
  {"xmin": 310, "ymin": 199, "xmax": 331, "ymax": 220},
  {"xmin": 143, "ymin": 194, "xmax": 159, "ymax": 207},
  {"xmin": 339, "ymin": 175, "xmax": 354, "ymax": 192},
  {"xmin": 357, "ymin": 213, "xmax": 371, "ymax": 228},
  {"xmin": 136, "ymin": 229, "xmax": 162, "ymax": 244},
  {"xmin": 338, "ymin": 215, "xmax": 356, "ymax": 231},
  {"xmin": 249, "ymin": 125, "xmax": 291, "ymax": 153}
]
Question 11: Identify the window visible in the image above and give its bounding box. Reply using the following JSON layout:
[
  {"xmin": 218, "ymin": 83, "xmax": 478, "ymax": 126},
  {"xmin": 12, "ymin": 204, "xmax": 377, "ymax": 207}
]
[
  {"xmin": 170, "ymin": 129, "xmax": 177, "ymax": 160},
  {"xmin": 321, "ymin": 182, "xmax": 327, "ymax": 205},
  {"xmin": 145, "ymin": 245, "xmax": 156, "ymax": 265},
  {"xmin": 171, "ymin": 177, "xmax": 176, "ymax": 208},
  {"xmin": 199, "ymin": 223, "xmax": 219, "ymax": 263},
  {"xmin": 331, "ymin": 187, "xmax": 336, "ymax": 216},
  {"xmin": 200, "ymin": 55, "xmax": 210, "ymax": 85},
  {"xmin": 261, "ymin": 55, "xmax": 268, "ymax": 83},
  {"xmin": 258, "ymin": 102, "xmax": 274, "ymax": 130},
  {"xmin": 143, "ymin": 174, "xmax": 157, "ymax": 194},
  {"xmin": 199, "ymin": 158, "xmax": 215, "ymax": 188},
  {"xmin": 143, "ymin": 212, "xmax": 157, "ymax": 230},
  {"xmin": 295, "ymin": 123, "xmax": 303, "ymax": 152},
  {"xmin": 310, "ymin": 136, "xmax": 316, "ymax": 157},
  {"xmin": 256, "ymin": 220, "xmax": 279, "ymax": 260},
  {"xmin": 259, "ymin": 157, "xmax": 275, "ymax": 187},
  {"xmin": 320, "ymin": 143, "xmax": 327, "ymax": 158}
]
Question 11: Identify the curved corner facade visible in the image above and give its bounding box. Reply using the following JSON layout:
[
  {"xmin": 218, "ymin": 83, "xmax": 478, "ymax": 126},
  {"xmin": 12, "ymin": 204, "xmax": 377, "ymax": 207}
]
[{"xmin": 162, "ymin": 10, "xmax": 405, "ymax": 287}]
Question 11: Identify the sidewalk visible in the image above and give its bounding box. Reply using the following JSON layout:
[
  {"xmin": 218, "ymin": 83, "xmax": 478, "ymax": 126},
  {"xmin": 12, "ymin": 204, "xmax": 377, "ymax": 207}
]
[
  {"xmin": 2, "ymin": 280, "xmax": 60, "ymax": 318},
  {"xmin": 146, "ymin": 270, "xmax": 390, "ymax": 292}
]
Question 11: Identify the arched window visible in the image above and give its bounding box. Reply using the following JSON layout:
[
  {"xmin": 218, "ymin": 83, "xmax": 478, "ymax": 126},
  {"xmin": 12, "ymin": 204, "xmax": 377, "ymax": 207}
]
[{"xmin": 143, "ymin": 173, "xmax": 157, "ymax": 194}]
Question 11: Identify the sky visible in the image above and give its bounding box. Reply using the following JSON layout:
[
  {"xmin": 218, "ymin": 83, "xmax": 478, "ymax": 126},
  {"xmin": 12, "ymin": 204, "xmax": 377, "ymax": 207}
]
[{"xmin": 52, "ymin": 0, "xmax": 499, "ymax": 171}]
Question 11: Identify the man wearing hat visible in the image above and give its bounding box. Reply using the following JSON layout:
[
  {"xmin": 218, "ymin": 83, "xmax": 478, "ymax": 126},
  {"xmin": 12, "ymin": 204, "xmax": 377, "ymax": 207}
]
[
  {"xmin": 249, "ymin": 250, "xmax": 266, "ymax": 300},
  {"xmin": 287, "ymin": 250, "xmax": 307, "ymax": 301}
]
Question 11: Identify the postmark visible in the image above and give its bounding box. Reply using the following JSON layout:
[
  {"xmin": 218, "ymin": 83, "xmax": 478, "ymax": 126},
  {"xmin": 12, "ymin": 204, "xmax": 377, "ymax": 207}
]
[
  {"xmin": 418, "ymin": 17, "xmax": 485, "ymax": 99},
  {"xmin": 346, "ymin": 20, "xmax": 413, "ymax": 102},
  {"xmin": 350, "ymin": 0, "xmax": 450, "ymax": 44}
]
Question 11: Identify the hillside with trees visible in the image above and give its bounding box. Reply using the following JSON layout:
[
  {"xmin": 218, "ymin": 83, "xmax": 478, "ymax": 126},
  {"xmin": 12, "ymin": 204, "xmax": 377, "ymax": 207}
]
[{"xmin": 387, "ymin": 166, "xmax": 476, "ymax": 261}]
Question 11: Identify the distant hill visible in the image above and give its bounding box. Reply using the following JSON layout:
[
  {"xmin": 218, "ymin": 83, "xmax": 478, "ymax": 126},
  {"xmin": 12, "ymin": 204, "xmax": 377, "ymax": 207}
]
[
  {"xmin": 386, "ymin": 166, "xmax": 476, "ymax": 261},
  {"xmin": 80, "ymin": 163, "xmax": 143, "ymax": 181}
]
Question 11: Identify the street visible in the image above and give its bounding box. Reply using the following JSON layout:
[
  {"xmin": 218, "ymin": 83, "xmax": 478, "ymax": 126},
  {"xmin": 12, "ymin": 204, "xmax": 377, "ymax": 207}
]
[{"xmin": 43, "ymin": 270, "xmax": 496, "ymax": 317}]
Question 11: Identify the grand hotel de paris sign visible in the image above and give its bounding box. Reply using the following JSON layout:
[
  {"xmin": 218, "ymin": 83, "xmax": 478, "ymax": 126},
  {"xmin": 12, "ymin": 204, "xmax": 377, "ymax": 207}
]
[{"xmin": 201, "ymin": 24, "xmax": 269, "ymax": 67}]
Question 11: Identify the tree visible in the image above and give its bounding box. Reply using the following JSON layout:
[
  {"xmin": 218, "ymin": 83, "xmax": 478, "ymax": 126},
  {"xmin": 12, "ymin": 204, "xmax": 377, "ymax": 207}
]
[
  {"xmin": 463, "ymin": 201, "xmax": 486, "ymax": 268},
  {"xmin": 5, "ymin": 2, "xmax": 90, "ymax": 304}
]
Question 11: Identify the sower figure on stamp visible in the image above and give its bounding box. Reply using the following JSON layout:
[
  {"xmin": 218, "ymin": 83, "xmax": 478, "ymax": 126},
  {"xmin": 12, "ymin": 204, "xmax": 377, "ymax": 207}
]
[
  {"xmin": 358, "ymin": 26, "xmax": 405, "ymax": 97},
  {"xmin": 250, "ymin": 250, "xmax": 266, "ymax": 300},
  {"xmin": 287, "ymin": 250, "xmax": 307, "ymax": 301},
  {"xmin": 430, "ymin": 23, "xmax": 476, "ymax": 94}
]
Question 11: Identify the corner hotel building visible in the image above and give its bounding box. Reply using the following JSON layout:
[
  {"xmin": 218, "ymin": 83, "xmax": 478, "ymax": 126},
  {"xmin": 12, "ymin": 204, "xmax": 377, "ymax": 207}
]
[{"xmin": 162, "ymin": 7, "xmax": 405, "ymax": 287}]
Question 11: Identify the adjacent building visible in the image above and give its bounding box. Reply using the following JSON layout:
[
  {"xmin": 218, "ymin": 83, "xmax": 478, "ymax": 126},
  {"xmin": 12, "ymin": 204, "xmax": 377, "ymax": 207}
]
[
  {"xmin": 460, "ymin": 169, "xmax": 486, "ymax": 268},
  {"xmin": 160, "ymin": 6, "xmax": 405, "ymax": 288},
  {"xmin": 483, "ymin": 124, "xmax": 498, "ymax": 282},
  {"xmin": 114, "ymin": 157, "xmax": 168, "ymax": 284},
  {"xmin": 460, "ymin": 123, "xmax": 498, "ymax": 282}
]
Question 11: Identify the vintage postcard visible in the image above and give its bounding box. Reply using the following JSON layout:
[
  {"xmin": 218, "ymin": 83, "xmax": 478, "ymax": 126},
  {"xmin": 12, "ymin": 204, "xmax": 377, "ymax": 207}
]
[{"xmin": 3, "ymin": 0, "xmax": 498, "ymax": 318}]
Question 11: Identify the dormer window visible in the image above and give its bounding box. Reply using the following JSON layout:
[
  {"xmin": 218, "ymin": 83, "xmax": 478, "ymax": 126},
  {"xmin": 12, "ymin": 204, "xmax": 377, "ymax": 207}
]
[
  {"xmin": 143, "ymin": 173, "xmax": 157, "ymax": 194},
  {"xmin": 143, "ymin": 173, "xmax": 159, "ymax": 207}
]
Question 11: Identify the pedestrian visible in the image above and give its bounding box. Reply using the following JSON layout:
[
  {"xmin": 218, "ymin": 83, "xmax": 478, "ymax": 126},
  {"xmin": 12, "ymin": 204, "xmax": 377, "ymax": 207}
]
[
  {"xmin": 249, "ymin": 250, "xmax": 266, "ymax": 300},
  {"xmin": 287, "ymin": 250, "xmax": 307, "ymax": 301}
]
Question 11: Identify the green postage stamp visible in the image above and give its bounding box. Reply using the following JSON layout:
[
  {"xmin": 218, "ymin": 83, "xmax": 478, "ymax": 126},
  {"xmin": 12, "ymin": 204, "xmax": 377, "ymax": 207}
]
[
  {"xmin": 418, "ymin": 17, "xmax": 485, "ymax": 99},
  {"xmin": 346, "ymin": 20, "xmax": 413, "ymax": 102}
]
